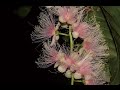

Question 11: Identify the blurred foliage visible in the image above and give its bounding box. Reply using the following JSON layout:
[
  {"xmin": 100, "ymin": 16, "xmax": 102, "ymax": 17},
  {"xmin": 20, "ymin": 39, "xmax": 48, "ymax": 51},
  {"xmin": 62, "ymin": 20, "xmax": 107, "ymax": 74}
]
[
  {"xmin": 101, "ymin": 6, "xmax": 120, "ymax": 85},
  {"xmin": 13, "ymin": 5, "xmax": 32, "ymax": 18}
]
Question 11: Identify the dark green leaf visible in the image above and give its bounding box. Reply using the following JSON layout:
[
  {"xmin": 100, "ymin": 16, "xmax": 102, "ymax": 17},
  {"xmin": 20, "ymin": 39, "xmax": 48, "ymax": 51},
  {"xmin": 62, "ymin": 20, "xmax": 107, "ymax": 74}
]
[{"xmin": 100, "ymin": 6, "xmax": 120, "ymax": 85}]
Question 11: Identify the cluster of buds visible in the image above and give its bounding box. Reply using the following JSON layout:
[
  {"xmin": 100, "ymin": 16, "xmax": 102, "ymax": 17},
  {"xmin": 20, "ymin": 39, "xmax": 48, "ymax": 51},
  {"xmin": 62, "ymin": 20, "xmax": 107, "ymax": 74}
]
[{"xmin": 31, "ymin": 6, "xmax": 110, "ymax": 85}]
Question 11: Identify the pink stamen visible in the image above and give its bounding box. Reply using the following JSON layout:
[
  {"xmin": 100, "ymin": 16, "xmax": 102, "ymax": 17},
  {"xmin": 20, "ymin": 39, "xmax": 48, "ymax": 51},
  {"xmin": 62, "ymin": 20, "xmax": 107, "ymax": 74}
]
[
  {"xmin": 76, "ymin": 60, "xmax": 92, "ymax": 75},
  {"xmin": 83, "ymin": 41, "xmax": 92, "ymax": 52},
  {"xmin": 47, "ymin": 25, "xmax": 56, "ymax": 37},
  {"xmin": 73, "ymin": 22, "xmax": 90, "ymax": 39},
  {"xmin": 64, "ymin": 55, "xmax": 75, "ymax": 67}
]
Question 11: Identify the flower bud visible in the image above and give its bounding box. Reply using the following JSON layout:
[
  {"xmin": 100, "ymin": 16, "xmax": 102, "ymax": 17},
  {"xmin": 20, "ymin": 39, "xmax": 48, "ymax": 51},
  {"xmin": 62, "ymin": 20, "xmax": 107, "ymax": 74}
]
[
  {"xmin": 58, "ymin": 65, "xmax": 67, "ymax": 73},
  {"xmin": 59, "ymin": 16, "xmax": 66, "ymax": 23},
  {"xmin": 72, "ymin": 31, "xmax": 79, "ymax": 38},
  {"xmin": 74, "ymin": 72, "xmax": 82, "ymax": 79},
  {"xmin": 65, "ymin": 70, "xmax": 72, "ymax": 78}
]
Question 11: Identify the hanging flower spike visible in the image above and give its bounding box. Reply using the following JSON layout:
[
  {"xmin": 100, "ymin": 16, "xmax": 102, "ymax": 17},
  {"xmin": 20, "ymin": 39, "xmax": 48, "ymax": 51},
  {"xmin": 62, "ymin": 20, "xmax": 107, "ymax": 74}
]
[
  {"xmin": 72, "ymin": 22, "xmax": 91, "ymax": 39},
  {"xmin": 31, "ymin": 10, "xmax": 57, "ymax": 44},
  {"xmin": 36, "ymin": 42, "xmax": 62, "ymax": 68}
]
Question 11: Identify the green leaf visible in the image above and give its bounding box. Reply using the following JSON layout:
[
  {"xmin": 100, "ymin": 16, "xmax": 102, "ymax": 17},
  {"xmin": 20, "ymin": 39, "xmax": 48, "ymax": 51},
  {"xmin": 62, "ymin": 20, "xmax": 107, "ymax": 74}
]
[
  {"xmin": 89, "ymin": 6, "xmax": 120, "ymax": 85},
  {"xmin": 100, "ymin": 6, "xmax": 120, "ymax": 85},
  {"xmin": 14, "ymin": 6, "xmax": 32, "ymax": 18}
]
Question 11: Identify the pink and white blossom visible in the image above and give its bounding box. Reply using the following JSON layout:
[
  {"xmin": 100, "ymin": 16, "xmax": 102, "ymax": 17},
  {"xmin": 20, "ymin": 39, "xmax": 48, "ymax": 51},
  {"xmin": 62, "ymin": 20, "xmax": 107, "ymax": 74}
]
[
  {"xmin": 47, "ymin": 6, "xmax": 85, "ymax": 24},
  {"xmin": 31, "ymin": 10, "xmax": 56, "ymax": 44}
]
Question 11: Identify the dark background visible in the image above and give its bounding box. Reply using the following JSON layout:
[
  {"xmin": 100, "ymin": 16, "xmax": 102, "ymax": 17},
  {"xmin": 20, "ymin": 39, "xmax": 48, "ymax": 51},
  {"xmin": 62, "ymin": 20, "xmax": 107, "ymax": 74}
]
[{"xmin": 1, "ymin": 4, "xmax": 73, "ymax": 85}]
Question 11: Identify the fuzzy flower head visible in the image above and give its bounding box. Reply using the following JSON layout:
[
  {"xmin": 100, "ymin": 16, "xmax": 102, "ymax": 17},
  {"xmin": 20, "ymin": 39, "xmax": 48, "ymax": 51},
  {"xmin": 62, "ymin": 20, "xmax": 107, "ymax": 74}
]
[
  {"xmin": 36, "ymin": 42, "xmax": 62, "ymax": 68},
  {"xmin": 72, "ymin": 22, "xmax": 91, "ymax": 39},
  {"xmin": 32, "ymin": 6, "xmax": 110, "ymax": 85},
  {"xmin": 47, "ymin": 6, "xmax": 85, "ymax": 24},
  {"xmin": 58, "ymin": 6, "xmax": 81, "ymax": 24},
  {"xmin": 31, "ymin": 10, "xmax": 56, "ymax": 43},
  {"xmin": 82, "ymin": 38, "xmax": 93, "ymax": 53}
]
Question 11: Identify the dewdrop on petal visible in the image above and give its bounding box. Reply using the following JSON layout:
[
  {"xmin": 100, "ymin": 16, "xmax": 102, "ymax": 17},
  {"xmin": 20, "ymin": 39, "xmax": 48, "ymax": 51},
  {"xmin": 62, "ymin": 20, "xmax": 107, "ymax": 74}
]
[
  {"xmin": 74, "ymin": 71, "xmax": 82, "ymax": 79},
  {"xmin": 65, "ymin": 70, "xmax": 72, "ymax": 78},
  {"xmin": 58, "ymin": 65, "xmax": 67, "ymax": 73},
  {"xmin": 72, "ymin": 31, "xmax": 79, "ymax": 38}
]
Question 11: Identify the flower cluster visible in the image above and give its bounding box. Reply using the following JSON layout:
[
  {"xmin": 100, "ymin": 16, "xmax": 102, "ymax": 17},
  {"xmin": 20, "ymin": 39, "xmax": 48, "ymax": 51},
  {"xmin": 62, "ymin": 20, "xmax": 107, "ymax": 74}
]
[{"xmin": 31, "ymin": 6, "xmax": 110, "ymax": 85}]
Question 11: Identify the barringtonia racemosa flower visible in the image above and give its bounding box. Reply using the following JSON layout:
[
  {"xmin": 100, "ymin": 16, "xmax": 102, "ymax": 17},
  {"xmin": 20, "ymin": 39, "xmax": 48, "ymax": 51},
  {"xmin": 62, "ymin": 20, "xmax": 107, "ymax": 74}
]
[
  {"xmin": 84, "ymin": 60, "xmax": 110, "ymax": 85},
  {"xmin": 53, "ymin": 46, "xmax": 81, "ymax": 73},
  {"xmin": 32, "ymin": 6, "xmax": 110, "ymax": 85},
  {"xmin": 72, "ymin": 51, "xmax": 110, "ymax": 85},
  {"xmin": 72, "ymin": 22, "xmax": 91, "ymax": 39},
  {"xmin": 46, "ymin": 6, "xmax": 85, "ymax": 24},
  {"xmin": 31, "ymin": 9, "xmax": 59, "ymax": 46},
  {"xmin": 82, "ymin": 25, "xmax": 109, "ymax": 58},
  {"xmin": 35, "ymin": 42, "xmax": 63, "ymax": 68}
]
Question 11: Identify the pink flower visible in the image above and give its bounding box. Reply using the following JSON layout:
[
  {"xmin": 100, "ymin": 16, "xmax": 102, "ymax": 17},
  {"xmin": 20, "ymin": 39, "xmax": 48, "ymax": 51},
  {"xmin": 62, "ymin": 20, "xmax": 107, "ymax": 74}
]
[
  {"xmin": 83, "ymin": 39, "xmax": 93, "ymax": 52},
  {"xmin": 31, "ymin": 11, "xmax": 56, "ymax": 43},
  {"xmin": 79, "ymin": 61, "xmax": 92, "ymax": 75},
  {"xmin": 47, "ymin": 6, "xmax": 84, "ymax": 24},
  {"xmin": 72, "ymin": 22, "xmax": 91, "ymax": 39},
  {"xmin": 64, "ymin": 55, "xmax": 76, "ymax": 67},
  {"xmin": 75, "ymin": 56, "xmax": 93, "ymax": 76},
  {"xmin": 84, "ymin": 75, "xmax": 95, "ymax": 85},
  {"xmin": 36, "ymin": 43, "xmax": 61, "ymax": 68},
  {"xmin": 58, "ymin": 6, "xmax": 79, "ymax": 24},
  {"xmin": 56, "ymin": 50, "xmax": 79, "ymax": 72}
]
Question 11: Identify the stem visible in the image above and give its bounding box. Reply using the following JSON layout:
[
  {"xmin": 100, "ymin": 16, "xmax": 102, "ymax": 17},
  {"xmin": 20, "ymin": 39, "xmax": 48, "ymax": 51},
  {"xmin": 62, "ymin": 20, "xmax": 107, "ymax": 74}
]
[
  {"xmin": 69, "ymin": 26, "xmax": 74, "ymax": 53},
  {"xmin": 69, "ymin": 25, "xmax": 75, "ymax": 85},
  {"xmin": 58, "ymin": 32, "xmax": 69, "ymax": 36},
  {"xmin": 71, "ymin": 73, "xmax": 74, "ymax": 85}
]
